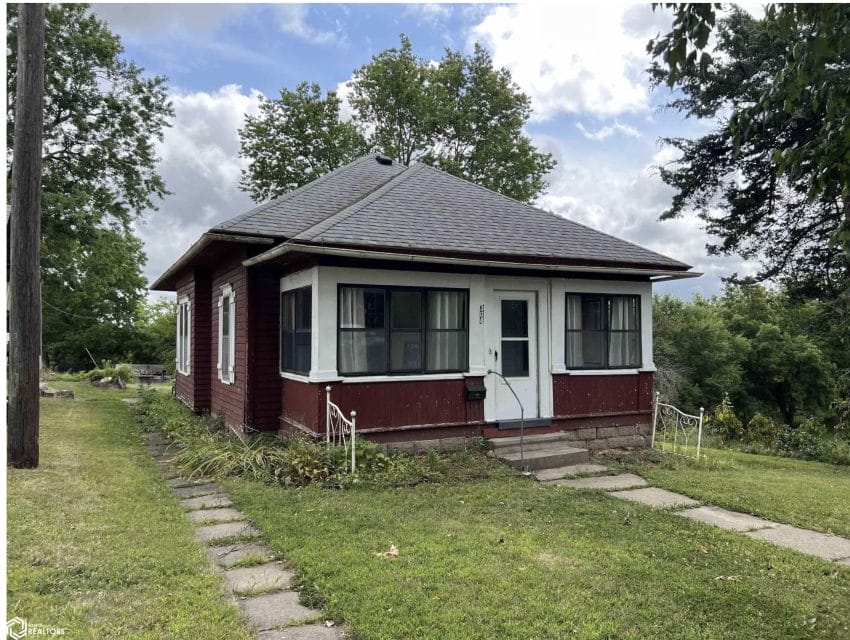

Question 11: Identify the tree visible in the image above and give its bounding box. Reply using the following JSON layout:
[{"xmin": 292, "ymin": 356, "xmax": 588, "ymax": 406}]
[
  {"xmin": 241, "ymin": 35, "xmax": 555, "ymax": 204},
  {"xmin": 8, "ymin": 3, "xmax": 44, "ymax": 469},
  {"xmin": 7, "ymin": 4, "xmax": 173, "ymax": 368},
  {"xmin": 648, "ymin": 5, "xmax": 850, "ymax": 292},
  {"xmin": 128, "ymin": 299, "xmax": 177, "ymax": 373},
  {"xmin": 239, "ymin": 82, "xmax": 368, "ymax": 202}
]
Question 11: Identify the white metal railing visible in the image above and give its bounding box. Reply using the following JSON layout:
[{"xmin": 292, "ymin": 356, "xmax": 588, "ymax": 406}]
[
  {"xmin": 651, "ymin": 392, "xmax": 705, "ymax": 458},
  {"xmin": 325, "ymin": 386, "xmax": 356, "ymax": 473}
]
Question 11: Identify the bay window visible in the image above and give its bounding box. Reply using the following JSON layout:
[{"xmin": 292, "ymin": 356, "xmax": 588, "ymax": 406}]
[
  {"xmin": 566, "ymin": 293, "xmax": 641, "ymax": 369},
  {"xmin": 338, "ymin": 286, "xmax": 468, "ymax": 375},
  {"xmin": 280, "ymin": 286, "xmax": 312, "ymax": 375}
]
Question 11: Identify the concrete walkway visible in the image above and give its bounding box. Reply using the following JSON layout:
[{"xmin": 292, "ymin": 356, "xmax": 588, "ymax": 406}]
[
  {"xmin": 539, "ymin": 464, "xmax": 850, "ymax": 566},
  {"xmin": 142, "ymin": 433, "xmax": 342, "ymax": 640}
]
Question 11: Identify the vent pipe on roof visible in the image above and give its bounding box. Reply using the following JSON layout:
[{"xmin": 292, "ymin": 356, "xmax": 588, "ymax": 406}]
[{"xmin": 375, "ymin": 155, "xmax": 393, "ymax": 166}]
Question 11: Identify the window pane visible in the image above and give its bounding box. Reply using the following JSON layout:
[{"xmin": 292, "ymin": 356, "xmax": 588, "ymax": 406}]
[
  {"xmin": 339, "ymin": 329, "xmax": 385, "ymax": 374},
  {"xmin": 501, "ymin": 300, "xmax": 528, "ymax": 338},
  {"xmin": 609, "ymin": 296, "xmax": 638, "ymax": 331},
  {"xmin": 581, "ymin": 331, "xmax": 605, "ymax": 367},
  {"xmin": 281, "ymin": 293, "xmax": 294, "ymax": 331},
  {"xmin": 609, "ymin": 331, "xmax": 640, "ymax": 367},
  {"xmin": 566, "ymin": 295, "xmax": 582, "ymax": 331},
  {"xmin": 281, "ymin": 330, "xmax": 294, "ymax": 370},
  {"xmin": 426, "ymin": 331, "xmax": 466, "ymax": 371},
  {"xmin": 428, "ymin": 291, "xmax": 466, "ymax": 329},
  {"xmin": 222, "ymin": 296, "xmax": 231, "ymax": 337},
  {"xmin": 295, "ymin": 331, "xmax": 311, "ymax": 372},
  {"xmin": 501, "ymin": 340, "xmax": 529, "ymax": 377},
  {"xmin": 566, "ymin": 331, "xmax": 583, "ymax": 367},
  {"xmin": 391, "ymin": 291, "xmax": 422, "ymax": 329},
  {"xmin": 221, "ymin": 333, "xmax": 230, "ymax": 376},
  {"xmin": 295, "ymin": 289, "xmax": 311, "ymax": 330},
  {"xmin": 581, "ymin": 295, "xmax": 603, "ymax": 331},
  {"xmin": 390, "ymin": 331, "xmax": 422, "ymax": 371}
]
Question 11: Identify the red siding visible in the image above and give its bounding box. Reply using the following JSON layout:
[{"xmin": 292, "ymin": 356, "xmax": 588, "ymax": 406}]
[
  {"xmin": 279, "ymin": 377, "xmax": 486, "ymax": 437},
  {"xmin": 552, "ymin": 371, "xmax": 653, "ymax": 419},
  {"xmin": 174, "ymin": 269, "xmax": 212, "ymax": 412},
  {"xmin": 209, "ymin": 248, "xmax": 249, "ymax": 429},
  {"xmin": 247, "ymin": 267, "xmax": 282, "ymax": 430}
]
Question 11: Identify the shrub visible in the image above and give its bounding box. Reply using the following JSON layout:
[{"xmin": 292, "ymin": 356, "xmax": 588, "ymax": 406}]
[
  {"xmin": 706, "ymin": 393, "xmax": 743, "ymax": 443},
  {"xmin": 743, "ymin": 413, "xmax": 781, "ymax": 447},
  {"xmin": 134, "ymin": 389, "xmax": 503, "ymax": 486},
  {"xmin": 776, "ymin": 417, "xmax": 827, "ymax": 461}
]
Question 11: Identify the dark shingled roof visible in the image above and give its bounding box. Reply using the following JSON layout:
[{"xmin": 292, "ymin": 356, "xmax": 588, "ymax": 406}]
[{"xmin": 212, "ymin": 154, "xmax": 690, "ymax": 270}]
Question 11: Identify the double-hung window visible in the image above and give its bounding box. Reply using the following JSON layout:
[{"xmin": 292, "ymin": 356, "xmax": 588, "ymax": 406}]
[
  {"xmin": 280, "ymin": 286, "xmax": 312, "ymax": 375},
  {"xmin": 218, "ymin": 285, "xmax": 236, "ymax": 383},
  {"xmin": 565, "ymin": 293, "xmax": 641, "ymax": 369},
  {"xmin": 176, "ymin": 296, "xmax": 190, "ymax": 375},
  {"xmin": 338, "ymin": 286, "xmax": 468, "ymax": 376}
]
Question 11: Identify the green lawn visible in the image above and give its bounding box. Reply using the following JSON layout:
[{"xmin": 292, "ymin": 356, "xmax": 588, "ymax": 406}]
[
  {"xmin": 223, "ymin": 470, "xmax": 850, "ymax": 639},
  {"xmin": 7, "ymin": 383, "xmax": 252, "ymax": 639},
  {"xmin": 616, "ymin": 446, "xmax": 850, "ymax": 537}
]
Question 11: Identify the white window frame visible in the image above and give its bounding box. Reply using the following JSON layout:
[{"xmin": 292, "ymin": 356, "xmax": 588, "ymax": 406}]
[
  {"xmin": 217, "ymin": 284, "xmax": 236, "ymax": 384},
  {"xmin": 176, "ymin": 295, "xmax": 191, "ymax": 375}
]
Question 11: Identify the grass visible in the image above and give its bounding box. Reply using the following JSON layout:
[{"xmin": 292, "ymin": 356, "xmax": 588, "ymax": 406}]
[
  {"xmin": 614, "ymin": 446, "xmax": 850, "ymax": 537},
  {"xmin": 7, "ymin": 382, "xmax": 252, "ymax": 639},
  {"xmin": 222, "ymin": 469, "xmax": 850, "ymax": 639}
]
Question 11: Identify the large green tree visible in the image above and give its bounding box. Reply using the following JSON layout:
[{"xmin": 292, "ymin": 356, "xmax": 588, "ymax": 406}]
[
  {"xmin": 6, "ymin": 4, "xmax": 173, "ymax": 369},
  {"xmin": 240, "ymin": 35, "xmax": 555, "ymax": 204},
  {"xmin": 239, "ymin": 82, "xmax": 368, "ymax": 202},
  {"xmin": 649, "ymin": 4, "xmax": 850, "ymax": 295}
]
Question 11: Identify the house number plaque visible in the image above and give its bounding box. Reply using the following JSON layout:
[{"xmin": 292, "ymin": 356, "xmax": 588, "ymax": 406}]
[{"xmin": 479, "ymin": 304, "xmax": 485, "ymax": 324}]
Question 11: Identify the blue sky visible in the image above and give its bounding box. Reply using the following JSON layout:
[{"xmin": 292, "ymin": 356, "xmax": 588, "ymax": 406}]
[{"xmin": 91, "ymin": 3, "xmax": 758, "ymax": 299}]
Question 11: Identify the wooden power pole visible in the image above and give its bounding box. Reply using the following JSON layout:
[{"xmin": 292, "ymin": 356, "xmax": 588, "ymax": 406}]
[{"xmin": 8, "ymin": 3, "xmax": 45, "ymax": 468}]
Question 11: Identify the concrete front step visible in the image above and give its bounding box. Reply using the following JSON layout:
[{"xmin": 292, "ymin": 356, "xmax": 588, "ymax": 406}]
[
  {"xmin": 488, "ymin": 431, "xmax": 574, "ymax": 455},
  {"xmin": 498, "ymin": 445, "xmax": 589, "ymax": 471},
  {"xmin": 534, "ymin": 463, "xmax": 611, "ymax": 482}
]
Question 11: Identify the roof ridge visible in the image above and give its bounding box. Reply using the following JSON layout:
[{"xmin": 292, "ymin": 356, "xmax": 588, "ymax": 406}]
[
  {"xmin": 213, "ymin": 154, "xmax": 383, "ymax": 234},
  {"xmin": 294, "ymin": 162, "xmax": 422, "ymax": 242},
  {"xmin": 413, "ymin": 163, "xmax": 689, "ymax": 268}
]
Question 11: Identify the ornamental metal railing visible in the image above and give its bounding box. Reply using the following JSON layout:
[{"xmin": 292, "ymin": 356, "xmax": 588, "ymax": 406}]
[
  {"xmin": 651, "ymin": 392, "xmax": 705, "ymax": 458},
  {"xmin": 325, "ymin": 386, "xmax": 356, "ymax": 473}
]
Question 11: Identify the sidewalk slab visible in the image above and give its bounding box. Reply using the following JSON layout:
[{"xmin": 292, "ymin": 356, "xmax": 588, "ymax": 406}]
[
  {"xmin": 746, "ymin": 524, "xmax": 850, "ymax": 561},
  {"xmin": 239, "ymin": 591, "xmax": 317, "ymax": 631},
  {"xmin": 187, "ymin": 507, "xmax": 245, "ymax": 524},
  {"xmin": 196, "ymin": 521, "xmax": 258, "ymax": 543},
  {"xmin": 223, "ymin": 562, "xmax": 293, "ymax": 594},
  {"xmin": 208, "ymin": 542, "xmax": 276, "ymax": 568},
  {"xmin": 173, "ymin": 482, "xmax": 222, "ymax": 498},
  {"xmin": 182, "ymin": 494, "xmax": 232, "ymax": 510},
  {"xmin": 609, "ymin": 487, "xmax": 699, "ymax": 509},
  {"xmin": 166, "ymin": 477, "xmax": 210, "ymax": 488},
  {"xmin": 535, "ymin": 464, "xmax": 610, "ymax": 482},
  {"xmin": 259, "ymin": 625, "xmax": 341, "ymax": 640},
  {"xmin": 675, "ymin": 506, "xmax": 778, "ymax": 532},
  {"xmin": 550, "ymin": 473, "xmax": 648, "ymax": 491}
]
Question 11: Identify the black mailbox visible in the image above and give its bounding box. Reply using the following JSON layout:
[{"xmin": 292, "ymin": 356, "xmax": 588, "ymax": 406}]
[{"xmin": 465, "ymin": 380, "xmax": 486, "ymax": 402}]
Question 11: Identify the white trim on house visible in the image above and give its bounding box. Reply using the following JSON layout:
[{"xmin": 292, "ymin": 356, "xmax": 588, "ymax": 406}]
[
  {"xmin": 217, "ymin": 284, "xmax": 236, "ymax": 385},
  {"xmin": 176, "ymin": 295, "xmax": 191, "ymax": 375}
]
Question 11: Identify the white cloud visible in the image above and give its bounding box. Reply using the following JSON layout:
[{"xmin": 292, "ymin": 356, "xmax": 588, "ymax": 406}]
[
  {"xmin": 576, "ymin": 121, "xmax": 642, "ymax": 141},
  {"xmin": 534, "ymin": 137, "xmax": 756, "ymax": 298},
  {"xmin": 469, "ymin": 4, "xmax": 668, "ymax": 120},
  {"xmin": 404, "ymin": 3, "xmax": 452, "ymax": 26},
  {"xmin": 92, "ymin": 3, "xmax": 245, "ymax": 36},
  {"xmin": 135, "ymin": 85, "xmax": 263, "ymax": 288},
  {"xmin": 276, "ymin": 4, "xmax": 340, "ymax": 45}
]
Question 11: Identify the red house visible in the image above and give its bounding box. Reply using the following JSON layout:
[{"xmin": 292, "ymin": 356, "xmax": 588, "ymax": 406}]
[{"xmin": 153, "ymin": 154, "xmax": 697, "ymax": 453}]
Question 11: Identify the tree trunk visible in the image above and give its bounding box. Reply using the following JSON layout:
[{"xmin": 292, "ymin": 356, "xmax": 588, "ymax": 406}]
[{"xmin": 8, "ymin": 3, "xmax": 45, "ymax": 469}]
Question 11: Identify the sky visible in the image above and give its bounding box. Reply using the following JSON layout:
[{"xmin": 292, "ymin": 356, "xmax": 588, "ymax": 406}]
[{"xmin": 90, "ymin": 2, "xmax": 760, "ymax": 300}]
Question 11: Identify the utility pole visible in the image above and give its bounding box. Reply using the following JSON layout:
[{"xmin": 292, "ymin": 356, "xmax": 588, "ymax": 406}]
[{"xmin": 8, "ymin": 3, "xmax": 45, "ymax": 468}]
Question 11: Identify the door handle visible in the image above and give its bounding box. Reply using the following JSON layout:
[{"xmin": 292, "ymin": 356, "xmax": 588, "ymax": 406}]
[{"xmin": 494, "ymin": 349, "xmax": 498, "ymax": 362}]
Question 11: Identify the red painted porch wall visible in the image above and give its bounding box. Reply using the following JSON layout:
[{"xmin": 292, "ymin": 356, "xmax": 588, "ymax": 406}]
[
  {"xmin": 246, "ymin": 267, "xmax": 282, "ymax": 431},
  {"xmin": 279, "ymin": 377, "xmax": 485, "ymax": 438},
  {"xmin": 552, "ymin": 371, "xmax": 653, "ymax": 420},
  {"xmin": 209, "ymin": 248, "xmax": 249, "ymax": 428}
]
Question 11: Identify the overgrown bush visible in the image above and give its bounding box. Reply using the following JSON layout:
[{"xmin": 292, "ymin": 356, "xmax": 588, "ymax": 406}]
[
  {"xmin": 135, "ymin": 389, "xmax": 503, "ymax": 487},
  {"xmin": 776, "ymin": 417, "xmax": 827, "ymax": 460},
  {"xmin": 743, "ymin": 413, "xmax": 781, "ymax": 447},
  {"xmin": 705, "ymin": 393, "xmax": 744, "ymax": 443}
]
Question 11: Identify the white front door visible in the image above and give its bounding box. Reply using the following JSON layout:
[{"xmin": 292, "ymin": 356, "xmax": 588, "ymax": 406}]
[{"xmin": 491, "ymin": 291, "xmax": 539, "ymax": 421}]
